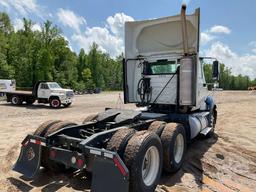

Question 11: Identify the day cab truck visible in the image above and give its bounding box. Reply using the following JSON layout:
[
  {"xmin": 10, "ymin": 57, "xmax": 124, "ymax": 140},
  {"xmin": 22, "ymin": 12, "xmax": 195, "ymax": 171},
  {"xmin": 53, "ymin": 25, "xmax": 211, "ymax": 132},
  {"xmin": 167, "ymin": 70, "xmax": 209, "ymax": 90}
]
[
  {"xmin": 2, "ymin": 81, "xmax": 74, "ymax": 108},
  {"xmin": 13, "ymin": 5, "xmax": 220, "ymax": 192}
]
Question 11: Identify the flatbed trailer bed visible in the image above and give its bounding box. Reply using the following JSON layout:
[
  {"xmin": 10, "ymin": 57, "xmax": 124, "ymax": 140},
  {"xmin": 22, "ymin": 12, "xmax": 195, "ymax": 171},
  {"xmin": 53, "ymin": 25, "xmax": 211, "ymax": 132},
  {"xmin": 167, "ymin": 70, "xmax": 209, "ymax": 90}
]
[
  {"xmin": 3, "ymin": 90, "xmax": 36, "ymax": 105},
  {"xmin": 4, "ymin": 90, "xmax": 32, "ymax": 96}
]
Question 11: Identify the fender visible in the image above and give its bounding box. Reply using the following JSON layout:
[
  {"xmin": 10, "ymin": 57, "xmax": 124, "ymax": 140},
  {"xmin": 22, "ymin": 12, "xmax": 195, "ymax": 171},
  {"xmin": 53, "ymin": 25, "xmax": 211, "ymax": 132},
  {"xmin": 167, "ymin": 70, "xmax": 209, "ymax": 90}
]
[{"xmin": 205, "ymin": 96, "xmax": 215, "ymax": 111}]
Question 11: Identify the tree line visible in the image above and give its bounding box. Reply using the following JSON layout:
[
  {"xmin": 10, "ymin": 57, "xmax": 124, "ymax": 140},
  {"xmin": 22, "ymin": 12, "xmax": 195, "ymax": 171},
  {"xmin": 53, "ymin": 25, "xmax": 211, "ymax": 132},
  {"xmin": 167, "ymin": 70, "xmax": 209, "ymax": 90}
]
[
  {"xmin": 204, "ymin": 64, "xmax": 256, "ymax": 90},
  {"xmin": 0, "ymin": 12, "xmax": 122, "ymax": 91},
  {"xmin": 0, "ymin": 12, "xmax": 255, "ymax": 91}
]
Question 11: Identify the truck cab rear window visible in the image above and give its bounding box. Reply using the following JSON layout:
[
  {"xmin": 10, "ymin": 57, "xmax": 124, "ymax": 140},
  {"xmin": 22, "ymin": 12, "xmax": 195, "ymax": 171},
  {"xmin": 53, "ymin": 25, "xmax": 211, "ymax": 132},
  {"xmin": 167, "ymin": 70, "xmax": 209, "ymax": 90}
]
[
  {"xmin": 147, "ymin": 60, "xmax": 178, "ymax": 75},
  {"xmin": 40, "ymin": 83, "xmax": 49, "ymax": 89}
]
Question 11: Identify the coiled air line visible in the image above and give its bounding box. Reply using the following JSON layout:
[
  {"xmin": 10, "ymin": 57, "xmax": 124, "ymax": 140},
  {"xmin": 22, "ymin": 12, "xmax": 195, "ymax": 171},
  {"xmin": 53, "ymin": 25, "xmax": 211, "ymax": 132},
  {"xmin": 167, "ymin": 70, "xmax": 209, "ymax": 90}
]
[{"xmin": 137, "ymin": 77, "xmax": 152, "ymax": 105}]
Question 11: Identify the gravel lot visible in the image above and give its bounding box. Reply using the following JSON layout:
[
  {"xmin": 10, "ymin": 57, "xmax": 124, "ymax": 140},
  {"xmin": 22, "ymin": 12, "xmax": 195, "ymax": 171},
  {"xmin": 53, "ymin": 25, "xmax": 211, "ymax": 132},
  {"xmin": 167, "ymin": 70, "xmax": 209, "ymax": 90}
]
[{"xmin": 0, "ymin": 91, "xmax": 255, "ymax": 192}]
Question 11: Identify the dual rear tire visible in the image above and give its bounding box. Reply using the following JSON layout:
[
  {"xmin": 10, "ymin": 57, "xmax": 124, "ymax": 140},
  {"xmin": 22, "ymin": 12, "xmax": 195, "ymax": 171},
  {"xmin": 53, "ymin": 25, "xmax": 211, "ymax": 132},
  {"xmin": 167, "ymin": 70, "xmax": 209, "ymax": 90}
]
[
  {"xmin": 124, "ymin": 131, "xmax": 163, "ymax": 192},
  {"xmin": 82, "ymin": 113, "xmax": 98, "ymax": 124},
  {"xmin": 107, "ymin": 122, "xmax": 187, "ymax": 192},
  {"xmin": 108, "ymin": 129, "xmax": 163, "ymax": 192},
  {"xmin": 34, "ymin": 120, "xmax": 77, "ymax": 172},
  {"xmin": 11, "ymin": 95, "xmax": 35, "ymax": 105},
  {"xmin": 11, "ymin": 95, "xmax": 22, "ymax": 105},
  {"xmin": 148, "ymin": 121, "xmax": 187, "ymax": 173},
  {"xmin": 161, "ymin": 123, "xmax": 186, "ymax": 173}
]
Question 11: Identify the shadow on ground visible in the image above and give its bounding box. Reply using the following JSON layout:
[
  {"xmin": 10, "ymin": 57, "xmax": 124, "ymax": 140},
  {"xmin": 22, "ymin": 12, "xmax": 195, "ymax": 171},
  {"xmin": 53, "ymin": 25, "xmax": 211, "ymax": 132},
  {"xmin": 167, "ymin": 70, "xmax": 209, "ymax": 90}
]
[
  {"xmin": 8, "ymin": 169, "xmax": 91, "ymax": 192},
  {"xmin": 0, "ymin": 103, "xmax": 71, "ymax": 110}
]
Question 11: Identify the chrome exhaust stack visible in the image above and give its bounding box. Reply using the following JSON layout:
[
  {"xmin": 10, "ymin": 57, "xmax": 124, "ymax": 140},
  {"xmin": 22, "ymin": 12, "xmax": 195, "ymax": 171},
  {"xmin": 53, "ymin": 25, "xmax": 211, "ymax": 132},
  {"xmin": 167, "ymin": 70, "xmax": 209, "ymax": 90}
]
[
  {"xmin": 179, "ymin": 4, "xmax": 197, "ymax": 106},
  {"xmin": 181, "ymin": 4, "xmax": 189, "ymax": 56}
]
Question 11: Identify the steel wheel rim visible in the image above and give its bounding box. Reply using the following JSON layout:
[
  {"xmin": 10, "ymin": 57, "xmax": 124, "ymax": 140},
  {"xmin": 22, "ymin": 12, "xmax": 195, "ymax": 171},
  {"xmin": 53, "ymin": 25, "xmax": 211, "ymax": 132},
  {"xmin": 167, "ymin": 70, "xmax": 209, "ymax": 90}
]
[
  {"xmin": 52, "ymin": 100, "xmax": 59, "ymax": 107},
  {"xmin": 174, "ymin": 133, "xmax": 184, "ymax": 163},
  {"xmin": 142, "ymin": 146, "xmax": 160, "ymax": 186},
  {"xmin": 12, "ymin": 97, "xmax": 18, "ymax": 104}
]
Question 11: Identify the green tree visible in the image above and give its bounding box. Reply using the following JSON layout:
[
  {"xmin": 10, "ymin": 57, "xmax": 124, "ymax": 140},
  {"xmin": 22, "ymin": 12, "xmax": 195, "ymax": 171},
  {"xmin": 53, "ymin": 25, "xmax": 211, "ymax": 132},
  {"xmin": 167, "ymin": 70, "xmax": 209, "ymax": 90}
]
[{"xmin": 77, "ymin": 48, "xmax": 87, "ymax": 81}]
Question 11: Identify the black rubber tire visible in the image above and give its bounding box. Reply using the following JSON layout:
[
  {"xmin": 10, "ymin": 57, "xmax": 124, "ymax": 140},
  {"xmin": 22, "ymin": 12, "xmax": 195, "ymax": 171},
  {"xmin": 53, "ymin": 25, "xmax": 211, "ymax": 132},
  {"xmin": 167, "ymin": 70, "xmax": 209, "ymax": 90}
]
[
  {"xmin": 82, "ymin": 114, "xmax": 98, "ymax": 124},
  {"xmin": 148, "ymin": 121, "xmax": 166, "ymax": 136},
  {"xmin": 33, "ymin": 120, "xmax": 63, "ymax": 172},
  {"xmin": 44, "ymin": 121, "xmax": 77, "ymax": 137},
  {"xmin": 124, "ymin": 131, "xmax": 163, "ymax": 192},
  {"xmin": 42, "ymin": 121, "xmax": 77, "ymax": 172},
  {"xmin": 63, "ymin": 103, "xmax": 72, "ymax": 107},
  {"xmin": 34, "ymin": 120, "xmax": 62, "ymax": 136},
  {"xmin": 161, "ymin": 123, "xmax": 187, "ymax": 173},
  {"xmin": 106, "ymin": 128, "xmax": 136, "ymax": 159},
  {"xmin": 26, "ymin": 99, "xmax": 36, "ymax": 105},
  {"xmin": 11, "ymin": 95, "xmax": 22, "ymax": 105},
  {"xmin": 49, "ymin": 98, "xmax": 61, "ymax": 108}
]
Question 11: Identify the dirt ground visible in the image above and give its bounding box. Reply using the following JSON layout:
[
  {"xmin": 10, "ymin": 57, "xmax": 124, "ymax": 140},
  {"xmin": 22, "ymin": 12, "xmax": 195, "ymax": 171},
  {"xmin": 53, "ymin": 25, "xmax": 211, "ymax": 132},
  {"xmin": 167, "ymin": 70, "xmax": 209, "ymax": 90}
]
[{"xmin": 0, "ymin": 91, "xmax": 255, "ymax": 192}]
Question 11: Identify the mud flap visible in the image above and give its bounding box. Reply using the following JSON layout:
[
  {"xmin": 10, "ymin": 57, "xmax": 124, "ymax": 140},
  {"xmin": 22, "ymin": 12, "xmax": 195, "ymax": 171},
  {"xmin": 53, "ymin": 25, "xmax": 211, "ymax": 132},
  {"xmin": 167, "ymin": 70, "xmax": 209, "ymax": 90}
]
[
  {"xmin": 13, "ymin": 135, "xmax": 44, "ymax": 178},
  {"xmin": 91, "ymin": 152, "xmax": 129, "ymax": 192}
]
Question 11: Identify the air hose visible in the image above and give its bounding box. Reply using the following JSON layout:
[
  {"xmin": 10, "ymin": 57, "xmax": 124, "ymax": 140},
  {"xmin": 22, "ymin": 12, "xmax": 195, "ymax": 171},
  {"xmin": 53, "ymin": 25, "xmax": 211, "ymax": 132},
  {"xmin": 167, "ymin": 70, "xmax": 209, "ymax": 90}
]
[{"xmin": 137, "ymin": 77, "xmax": 152, "ymax": 105}]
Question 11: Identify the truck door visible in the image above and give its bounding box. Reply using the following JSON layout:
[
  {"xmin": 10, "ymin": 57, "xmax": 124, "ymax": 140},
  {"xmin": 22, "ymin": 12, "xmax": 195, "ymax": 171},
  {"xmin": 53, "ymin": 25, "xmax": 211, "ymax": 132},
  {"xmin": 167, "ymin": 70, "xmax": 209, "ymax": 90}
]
[{"xmin": 37, "ymin": 83, "xmax": 50, "ymax": 99}]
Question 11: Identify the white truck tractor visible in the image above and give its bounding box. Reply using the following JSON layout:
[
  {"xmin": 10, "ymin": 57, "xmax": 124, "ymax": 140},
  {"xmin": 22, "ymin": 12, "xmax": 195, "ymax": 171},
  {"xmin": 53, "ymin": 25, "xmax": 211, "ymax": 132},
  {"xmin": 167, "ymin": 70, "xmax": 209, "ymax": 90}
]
[
  {"xmin": 2, "ymin": 81, "xmax": 74, "ymax": 108},
  {"xmin": 13, "ymin": 5, "xmax": 220, "ymax": 192}
]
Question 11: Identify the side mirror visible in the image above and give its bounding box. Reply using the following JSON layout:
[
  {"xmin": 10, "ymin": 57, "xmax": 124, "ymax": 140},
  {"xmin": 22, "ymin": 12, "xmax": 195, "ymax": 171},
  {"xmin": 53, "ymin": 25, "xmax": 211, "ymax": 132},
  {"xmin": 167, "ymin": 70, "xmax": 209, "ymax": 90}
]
[{"xmin": 212, "ymin": 60, "xmax": 220, "ymax": 81}]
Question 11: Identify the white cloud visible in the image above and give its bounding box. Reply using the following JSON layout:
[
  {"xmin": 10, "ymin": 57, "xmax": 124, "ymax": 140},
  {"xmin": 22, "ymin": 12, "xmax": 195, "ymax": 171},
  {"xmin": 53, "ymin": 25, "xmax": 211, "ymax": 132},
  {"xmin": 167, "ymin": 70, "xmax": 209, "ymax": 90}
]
[
  {"xmin": 106, "ymin": 13, "xmax": 134, "ymax": 37},
  {"xmin": 205, "ymin": 42, "xmax": 256, "ymax": 78},
  {"xmin": 249, "ymin": 41, "xmax": 256, "ymax": 54},
  {"xmin": 72, "ymin": 12, "xmax": 134, "ymax": 57},
  {"xmin": 72, "ymin": 27, "xmax": 123, "ymax": 57},
  {"xmin": 249, "ymin": 41, "xmax": 256, "ymax": 47},
  {"xmin": 57, "ymin": 8, "xmax": 86, "ymax": 33},
  {"xmin": 182, "ymin": 0, "xmax": 191, "ymax": 5},
  {"xmin": 0, "ymin": 0, "xmax": 42, "ymax": 18},
  {"xmin": 201, "ymin": 32, "xmax": 215, "ymax": 45},
  {"xmin": 210, "ymin": 25, "xmax": 231, "ymax": 34},
  {"xmin": 61, "ymin": 35, "xmax": 73, "ymax": 51},
  {"xmin": 13, "ymin": 18, "xmax": 41, "ymax": 32},
  {"xmin": 31, "ymin": 23, "xmax": 41, "ymax": 32},
  {"xmin": 13, "ymin": 18, "xmax": 24, "ymax": 32},
  {"xmin": 201, "ymin": 25, "xmax": 231, "ymax": 46}
]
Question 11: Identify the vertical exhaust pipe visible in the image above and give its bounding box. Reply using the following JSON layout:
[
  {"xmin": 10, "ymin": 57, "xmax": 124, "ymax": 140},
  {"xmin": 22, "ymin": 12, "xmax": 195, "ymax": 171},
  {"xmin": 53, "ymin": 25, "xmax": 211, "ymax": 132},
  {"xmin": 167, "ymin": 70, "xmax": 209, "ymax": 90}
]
[{"xmin": 181, "ymin": 4, "xmax": 189, "ymax": 55}]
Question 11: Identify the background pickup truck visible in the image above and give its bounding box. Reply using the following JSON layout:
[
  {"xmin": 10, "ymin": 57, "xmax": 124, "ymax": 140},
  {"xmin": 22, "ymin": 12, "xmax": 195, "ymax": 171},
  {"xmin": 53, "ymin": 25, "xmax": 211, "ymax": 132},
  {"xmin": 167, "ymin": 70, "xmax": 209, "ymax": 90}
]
[{"xmin": 1, "ymin": 81, "xmax": 74, "ymax": 108}]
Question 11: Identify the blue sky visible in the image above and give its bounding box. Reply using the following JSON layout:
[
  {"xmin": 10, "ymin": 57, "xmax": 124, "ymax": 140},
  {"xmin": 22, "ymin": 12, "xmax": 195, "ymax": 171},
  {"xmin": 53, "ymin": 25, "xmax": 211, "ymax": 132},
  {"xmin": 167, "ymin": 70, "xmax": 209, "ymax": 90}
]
[{"xmin": 0, "ymin": 0, "xmax": 256, "ymax": 78}]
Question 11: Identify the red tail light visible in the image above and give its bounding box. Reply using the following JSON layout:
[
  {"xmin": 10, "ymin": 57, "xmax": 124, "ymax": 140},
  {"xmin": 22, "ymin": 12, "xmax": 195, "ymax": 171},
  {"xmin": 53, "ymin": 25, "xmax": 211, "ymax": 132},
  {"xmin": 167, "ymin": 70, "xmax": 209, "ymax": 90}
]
[
  {"xmin": 76, "ymin": 158, "xmax": 84, "ymax": 168},
  {"xmin": 50, "ymin": 150, "xmax": 56, "ymax": 158}
]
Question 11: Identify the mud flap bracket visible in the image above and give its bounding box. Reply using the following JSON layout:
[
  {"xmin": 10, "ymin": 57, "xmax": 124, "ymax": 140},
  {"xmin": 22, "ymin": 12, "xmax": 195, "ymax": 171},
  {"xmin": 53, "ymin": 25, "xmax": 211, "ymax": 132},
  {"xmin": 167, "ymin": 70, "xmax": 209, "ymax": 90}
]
[
  {"xmin": 90, "ymin": 149, "xmax": 129, "ymax": 192},
  {"xmin": 13, "ymin": 135, "xmax": 45, "ymax": 178}
]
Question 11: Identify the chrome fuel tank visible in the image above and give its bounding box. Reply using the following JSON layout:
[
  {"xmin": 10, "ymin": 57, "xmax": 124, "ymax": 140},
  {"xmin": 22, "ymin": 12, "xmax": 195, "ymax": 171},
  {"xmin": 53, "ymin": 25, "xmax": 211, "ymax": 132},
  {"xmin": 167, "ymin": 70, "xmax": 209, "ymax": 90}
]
[{"xmin": 189, "ymin": 112, "xmax": 209, "ymax": 139}]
